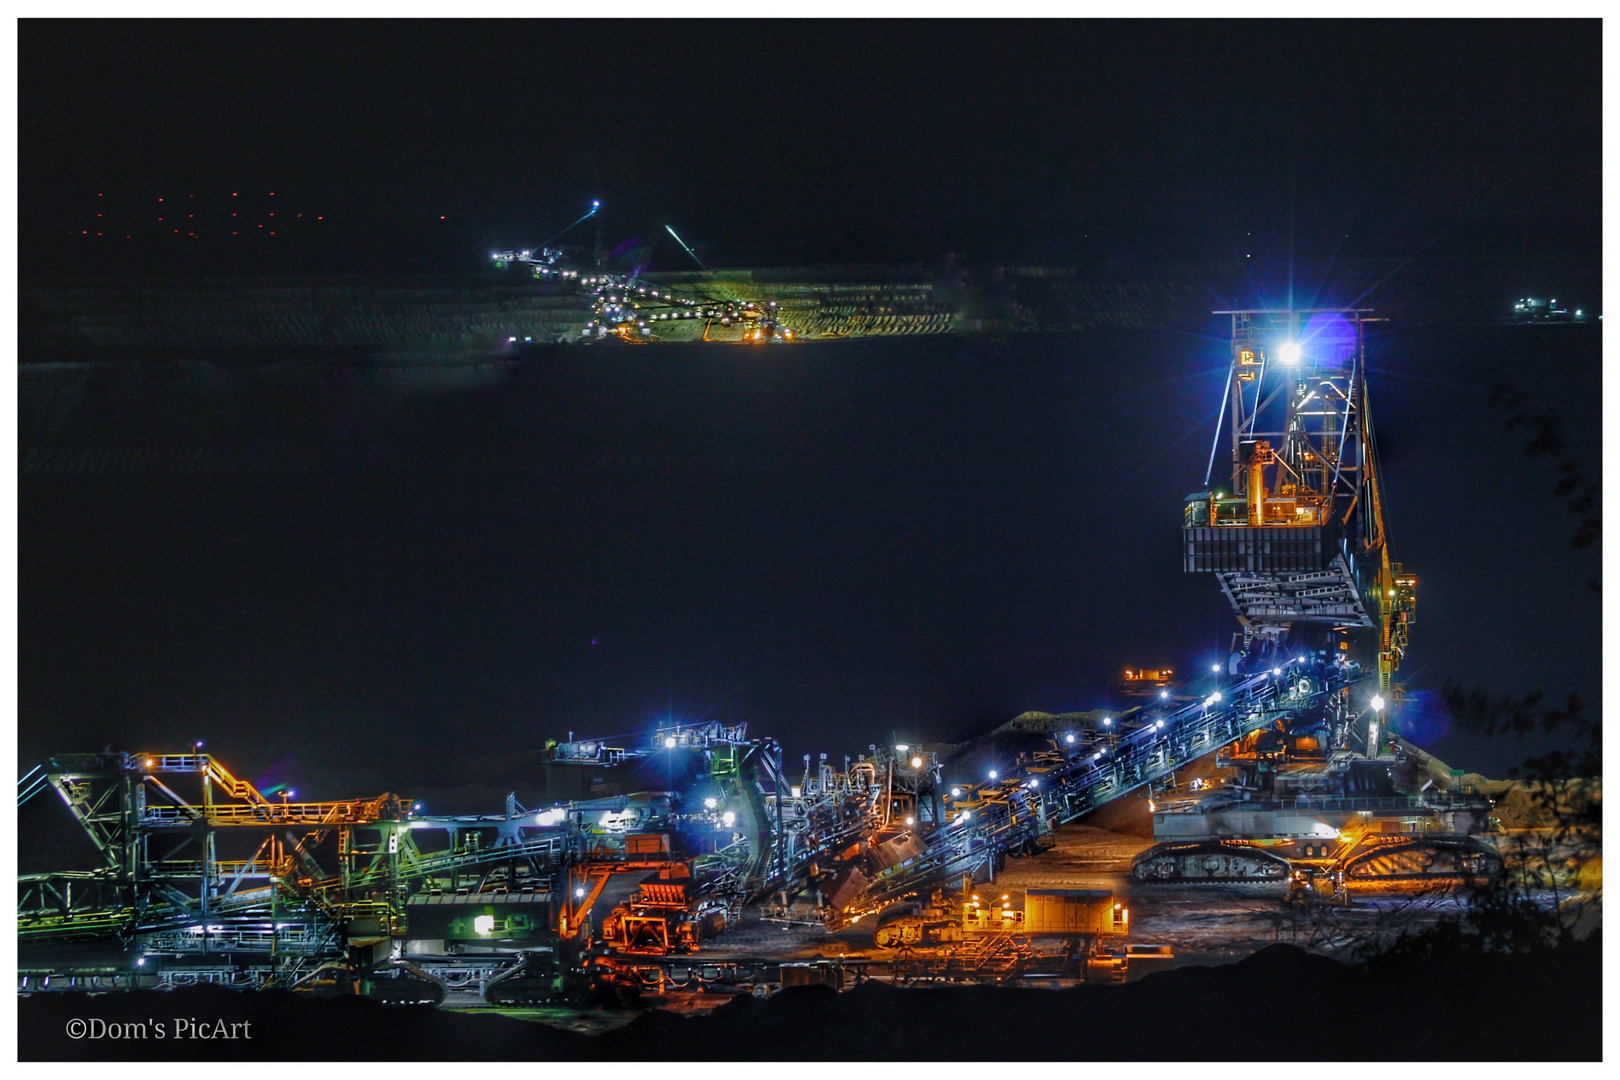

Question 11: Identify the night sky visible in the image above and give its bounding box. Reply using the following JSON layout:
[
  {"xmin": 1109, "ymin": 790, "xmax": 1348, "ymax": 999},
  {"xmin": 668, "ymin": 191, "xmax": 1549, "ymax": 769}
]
[
  {"xmin": 21, "ymin": 20, "xmax": 1601, "ymax": 273},
  {"xmin": 17, "ymin": 19, "xmax": 1602, "ymax": 795}
]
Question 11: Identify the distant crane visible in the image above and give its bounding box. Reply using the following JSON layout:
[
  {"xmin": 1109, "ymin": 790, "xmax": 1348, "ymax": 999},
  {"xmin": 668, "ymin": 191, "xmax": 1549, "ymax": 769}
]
[{"xmin": 664, "ymin": 224, "xmax": 708, "ymax": 272}]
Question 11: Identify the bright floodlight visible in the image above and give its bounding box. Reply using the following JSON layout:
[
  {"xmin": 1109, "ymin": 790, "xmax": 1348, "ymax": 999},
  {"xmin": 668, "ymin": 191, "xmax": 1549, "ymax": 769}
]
[
  {"xmin": 664, "ymin": 736, "xmax": 677, "ymax": 749},
  {"xmin": 473, "ymin": 915, "xmax": 495, "ymax": 934},
  {"xmin": 722, "ymin": 811, "xmax": 736, "ymax": 826},
  {"xmin": 1211, "ymin": 664, "xmax": 1221, "ymax": 673},
  {"xmin": 574, "ymin": 887, "xmax": 586, "ymax": 899},
  {"xmin": 989, "ymin": 770, "xmax": 998, "ymax": 779},
  {"xmin": 1066, "ymin": 733, "xmax": 1075, "ymax": 743},
  {"xmin": 1279, "ymin": 342, "xmax": 1302, "ymax": 364},
  {"xmin": 703, "ymin": 797, "xmax": 717, "ymax": 809},
  {"xmin": 910, "ymin": 756, "xmax": 923, "ymax": 769},
  {"xmin": 1029, "ymin": 779, "xmax": 1039, "ymax": 788},
  {"xmin": 591, "ymin": 200, "xmax": 600, "ymax": 207},
  {"xmin": 1372, "ymin": 695, "xmax": 1386, "ymax": 710},
  {"xmin": 1159, "ymin": 690, "xmax": 1169, "ymax": 699}
]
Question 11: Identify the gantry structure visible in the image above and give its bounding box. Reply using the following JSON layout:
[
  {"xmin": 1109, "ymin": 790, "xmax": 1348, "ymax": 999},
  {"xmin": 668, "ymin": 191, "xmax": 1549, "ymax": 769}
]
[{"xmin": 1185, "ymin": 309, "xmax": 1415, "ymax": 692}]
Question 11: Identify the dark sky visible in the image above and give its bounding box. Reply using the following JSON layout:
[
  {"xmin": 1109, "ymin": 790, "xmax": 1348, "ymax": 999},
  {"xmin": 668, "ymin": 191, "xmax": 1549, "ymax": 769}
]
[
  {"xmin": 21, "ymin": 19, "xmax": 1601, "ymax": 272},
  {"xmin": 18, "ymin": 324, "xmax": 1601, "ymax": 790},
  {"xmin": 17, "ymin": 19, "xmax": 1603, "ymax": 793}
]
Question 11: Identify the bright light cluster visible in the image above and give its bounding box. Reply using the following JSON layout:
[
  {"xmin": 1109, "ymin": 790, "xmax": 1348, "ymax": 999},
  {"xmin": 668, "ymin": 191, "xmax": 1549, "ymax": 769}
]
[{"xmin": 494, "ymin": 247, "xmax": 799, "ymax": 344}]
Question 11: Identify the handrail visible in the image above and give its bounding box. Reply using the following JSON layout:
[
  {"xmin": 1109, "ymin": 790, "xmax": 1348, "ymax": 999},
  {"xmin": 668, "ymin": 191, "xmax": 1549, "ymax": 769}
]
[{"xmin": 17, "ymin": 765, "xmax": 48, "ymax": 807}]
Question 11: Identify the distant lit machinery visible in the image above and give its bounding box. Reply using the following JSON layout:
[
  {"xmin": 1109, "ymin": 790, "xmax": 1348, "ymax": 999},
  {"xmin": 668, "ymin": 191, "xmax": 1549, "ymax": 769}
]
[
  {"xmin": 490, "ymin": 201, "xmax": 802, "ymax": 345},
  {"xmin": 1510, "ymin": 296, "xmax": 1589, "ymax": 323},
  {"xmin": 574, "ymin": 276, "xmax": 797, "ymax": 344},
  {"xmin": 491, "ymin": 199, "xmax": 602, "ymax": 278}
]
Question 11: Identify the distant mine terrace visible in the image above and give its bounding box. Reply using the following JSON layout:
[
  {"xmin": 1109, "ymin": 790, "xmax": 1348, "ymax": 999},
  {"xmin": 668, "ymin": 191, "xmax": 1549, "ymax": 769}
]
[
  {"xmin": 21, "ymin": 263, "xmax": 1205, "ymax": 350},
  {"xmin": 21, "ymin": 244, "xmax": 1586, "ymax": 353}
]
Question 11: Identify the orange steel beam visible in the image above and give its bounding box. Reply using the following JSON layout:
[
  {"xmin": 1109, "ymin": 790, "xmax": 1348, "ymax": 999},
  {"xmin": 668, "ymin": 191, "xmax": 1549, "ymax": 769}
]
[
  {"xmin": 559, "ymin": 868, "xmax": 614, "ymax": 939},
  {"xmin": 132, "ymin": 753, "xmax": 409, "ymax": 826}
]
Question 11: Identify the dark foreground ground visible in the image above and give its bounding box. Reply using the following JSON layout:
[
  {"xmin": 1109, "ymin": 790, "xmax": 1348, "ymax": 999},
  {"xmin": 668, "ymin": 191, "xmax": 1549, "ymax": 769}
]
[{"xmin": 19, "ymin": 940, "xmax": 1602, "ymax": 1061}]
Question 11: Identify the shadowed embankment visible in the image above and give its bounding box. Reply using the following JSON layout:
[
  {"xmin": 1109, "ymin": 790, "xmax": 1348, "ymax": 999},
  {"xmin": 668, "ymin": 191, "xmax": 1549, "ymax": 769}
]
[{"xmin": 20, "ymin": 939, "xmax": 1601, "ymax": 1061}]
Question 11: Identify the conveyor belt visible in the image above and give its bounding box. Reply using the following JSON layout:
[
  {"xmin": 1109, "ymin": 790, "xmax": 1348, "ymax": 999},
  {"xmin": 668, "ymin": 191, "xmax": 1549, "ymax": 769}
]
[{"xmin": 850, "ymin": 661, "xmax": 1364, "ymax": 917}]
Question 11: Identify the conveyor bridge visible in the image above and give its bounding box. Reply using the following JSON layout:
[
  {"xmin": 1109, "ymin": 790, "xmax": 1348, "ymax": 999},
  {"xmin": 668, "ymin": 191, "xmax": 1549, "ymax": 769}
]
[{"xmin": 845, "ymin": 659, "xmax": 1363, "ymax": 921}]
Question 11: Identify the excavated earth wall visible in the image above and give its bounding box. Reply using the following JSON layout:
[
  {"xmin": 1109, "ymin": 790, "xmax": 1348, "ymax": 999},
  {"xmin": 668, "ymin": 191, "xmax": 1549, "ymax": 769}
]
[
  {"xmin": 19, "ymin": 270, "xmax": 1213, "ymax": 350},
  {"xmin": 22, "ymin": 249, "xmax": 1576, "ymax": 352}
]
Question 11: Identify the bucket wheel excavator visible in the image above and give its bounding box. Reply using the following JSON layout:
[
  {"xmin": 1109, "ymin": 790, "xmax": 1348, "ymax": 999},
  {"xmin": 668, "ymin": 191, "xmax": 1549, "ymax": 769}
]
[{"xmin": 1134, "ymin": 309, "xmax": 1498, "ymax": 891}]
